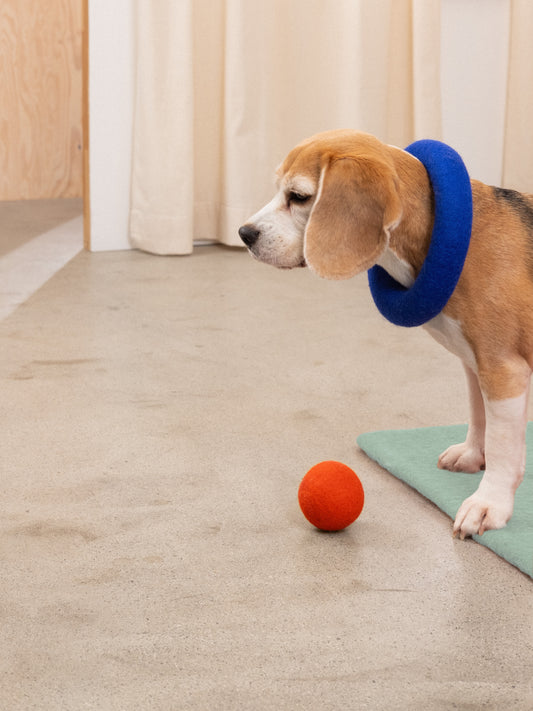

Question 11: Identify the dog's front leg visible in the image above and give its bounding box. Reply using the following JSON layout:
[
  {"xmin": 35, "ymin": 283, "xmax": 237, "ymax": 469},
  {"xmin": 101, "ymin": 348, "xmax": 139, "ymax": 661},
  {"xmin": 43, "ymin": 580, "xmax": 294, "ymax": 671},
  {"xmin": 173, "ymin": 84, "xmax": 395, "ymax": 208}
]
[
  {"xmin": 452, "ymin": 376, "xmax": 530, "ymax": 539},
  {"xmin": 438, "ymin": 364, "xmax": 486, "ymax": 473}
]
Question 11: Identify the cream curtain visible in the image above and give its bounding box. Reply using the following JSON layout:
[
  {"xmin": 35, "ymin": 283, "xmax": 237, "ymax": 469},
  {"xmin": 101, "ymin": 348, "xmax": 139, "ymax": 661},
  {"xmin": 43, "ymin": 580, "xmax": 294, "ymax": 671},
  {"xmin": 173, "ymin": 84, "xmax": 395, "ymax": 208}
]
[
  {"xmin": 129, "ymin": 0, "xmax": 441, "ymax": 256},
  {"xmin": 503, "ymin": 0, "xmax": 533, "ymax": 192}
]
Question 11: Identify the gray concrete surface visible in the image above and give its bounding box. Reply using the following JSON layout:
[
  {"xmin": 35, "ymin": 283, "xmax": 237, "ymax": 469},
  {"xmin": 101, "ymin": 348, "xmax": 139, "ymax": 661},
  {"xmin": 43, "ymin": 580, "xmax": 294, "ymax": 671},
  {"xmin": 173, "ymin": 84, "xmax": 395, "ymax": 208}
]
[{"xmin": 1, "ymin": 242, "xmax": 532, "ymax": 710}]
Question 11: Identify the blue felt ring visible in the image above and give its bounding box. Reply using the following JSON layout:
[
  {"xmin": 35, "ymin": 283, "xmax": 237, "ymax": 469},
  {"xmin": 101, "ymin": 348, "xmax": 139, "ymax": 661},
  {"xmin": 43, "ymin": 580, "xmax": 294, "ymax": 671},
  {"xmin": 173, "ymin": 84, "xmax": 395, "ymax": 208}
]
[{"xmin": 367, "ymin": 140, "xmax": 473, "ymax": 327}]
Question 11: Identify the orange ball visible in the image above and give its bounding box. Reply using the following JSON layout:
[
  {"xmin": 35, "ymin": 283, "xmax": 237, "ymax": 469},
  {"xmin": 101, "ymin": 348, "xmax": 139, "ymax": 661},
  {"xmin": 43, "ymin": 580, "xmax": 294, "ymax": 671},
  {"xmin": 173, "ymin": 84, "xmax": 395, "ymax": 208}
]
[{"xmin": 298, "ymin": 461, "xmax": 364, "ymax": 531}]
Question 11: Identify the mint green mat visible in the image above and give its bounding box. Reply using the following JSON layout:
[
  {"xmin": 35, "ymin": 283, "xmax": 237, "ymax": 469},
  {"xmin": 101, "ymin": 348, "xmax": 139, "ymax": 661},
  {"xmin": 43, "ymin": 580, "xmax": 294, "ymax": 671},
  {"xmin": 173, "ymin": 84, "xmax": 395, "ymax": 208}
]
[{"xmin": 357, "ymin": 424, "xmax": 533, "ymax": 579}]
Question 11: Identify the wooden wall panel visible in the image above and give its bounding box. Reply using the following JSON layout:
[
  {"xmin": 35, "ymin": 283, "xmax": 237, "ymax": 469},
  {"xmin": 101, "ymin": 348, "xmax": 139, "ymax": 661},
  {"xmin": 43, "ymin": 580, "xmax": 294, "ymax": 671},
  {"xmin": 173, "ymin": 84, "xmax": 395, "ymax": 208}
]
[
  {"xmin": 82, "ymin": 0, "xmax": 90, "ymax": 247},
  {"xmin": 0, "ymin": 0, "xmax": 82, "ymax": 200}
]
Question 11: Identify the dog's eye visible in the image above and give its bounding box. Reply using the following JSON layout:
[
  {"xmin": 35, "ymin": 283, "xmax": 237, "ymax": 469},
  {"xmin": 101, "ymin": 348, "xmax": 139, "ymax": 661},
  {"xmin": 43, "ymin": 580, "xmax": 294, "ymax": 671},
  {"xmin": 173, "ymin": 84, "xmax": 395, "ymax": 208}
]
[{"xmin": 288, "ymin": 191, "xmax": 311, "ymax": 205}]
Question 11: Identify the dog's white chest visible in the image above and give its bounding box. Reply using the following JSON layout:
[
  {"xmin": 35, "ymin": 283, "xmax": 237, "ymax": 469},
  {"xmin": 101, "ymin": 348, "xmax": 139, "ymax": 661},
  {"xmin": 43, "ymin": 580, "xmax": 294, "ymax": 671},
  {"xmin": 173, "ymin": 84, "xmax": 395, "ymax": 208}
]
[
  {"xmin": 423, "ymin": 313, "xmax": 477, "ymax": 371},
  {"xmin": 374, "ymin": 248, "xmax": 477, "ymax": 370}
]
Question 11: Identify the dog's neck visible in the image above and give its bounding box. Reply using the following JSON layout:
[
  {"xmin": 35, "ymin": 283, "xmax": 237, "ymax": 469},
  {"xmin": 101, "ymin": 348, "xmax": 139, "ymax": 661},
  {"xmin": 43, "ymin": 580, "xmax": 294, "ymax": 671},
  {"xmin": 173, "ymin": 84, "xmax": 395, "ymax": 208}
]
[
  {"xmin": 375, "ymin": 247, "xmax": 415, "ymax": 288},
  {"xmin": 374, "ymin": 153, "xmax": 434, "ymax": 289},
  {"xmin": 384, "ymin": 146, "xmax": 435, "ymax": 279},
  {"xmin": 368, "ymin": 140, "xmax": 473, "ymax": 328}
]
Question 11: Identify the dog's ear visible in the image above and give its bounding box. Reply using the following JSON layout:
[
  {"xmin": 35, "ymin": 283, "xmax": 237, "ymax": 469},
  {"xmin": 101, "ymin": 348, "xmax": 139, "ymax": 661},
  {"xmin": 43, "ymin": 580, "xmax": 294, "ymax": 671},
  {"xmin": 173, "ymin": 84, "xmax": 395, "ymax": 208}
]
[{"xmin": 304, "ymin": 157, "xmax": 402, "ymax": 279}]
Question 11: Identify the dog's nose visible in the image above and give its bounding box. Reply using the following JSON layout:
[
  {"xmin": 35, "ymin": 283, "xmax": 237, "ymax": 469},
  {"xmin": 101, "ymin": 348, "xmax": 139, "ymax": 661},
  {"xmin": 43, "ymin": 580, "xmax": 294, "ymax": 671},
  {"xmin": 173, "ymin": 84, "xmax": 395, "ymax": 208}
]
[{"xmin": 239, "ymin": 224, "xmax": 260, "ymax": 247}]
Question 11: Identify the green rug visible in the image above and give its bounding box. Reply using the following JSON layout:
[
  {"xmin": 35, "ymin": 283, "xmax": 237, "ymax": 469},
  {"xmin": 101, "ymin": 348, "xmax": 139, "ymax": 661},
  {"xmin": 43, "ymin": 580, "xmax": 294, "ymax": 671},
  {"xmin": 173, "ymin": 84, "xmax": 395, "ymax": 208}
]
[{"xmin": 357, "ymin": 424, "xmax": 533, "ymax": 579}]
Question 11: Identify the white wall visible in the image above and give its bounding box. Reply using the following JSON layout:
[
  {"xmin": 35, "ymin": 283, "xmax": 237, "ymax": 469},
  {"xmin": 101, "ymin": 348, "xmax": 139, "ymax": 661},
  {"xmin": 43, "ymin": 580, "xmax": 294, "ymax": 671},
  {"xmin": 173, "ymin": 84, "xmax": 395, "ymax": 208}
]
[
  {"xmin": 87, "ymin": 0, "xmax": 511, "ymax": 251},
  {"xmin": 88, "ymin": 0, "xmax": 134, "ymax": 251}
]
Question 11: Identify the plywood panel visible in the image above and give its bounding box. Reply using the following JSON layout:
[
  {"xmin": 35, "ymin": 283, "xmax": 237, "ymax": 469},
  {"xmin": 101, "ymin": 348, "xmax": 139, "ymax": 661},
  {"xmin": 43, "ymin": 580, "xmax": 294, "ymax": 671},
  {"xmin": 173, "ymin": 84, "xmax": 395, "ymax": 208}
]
[
  {"xmin": 0, "ymin": 0, "xmax": 82, "ymax": 200},
  {"xmin": 82, "ymin": 0, "xmax": 90, "ymax": 248}
]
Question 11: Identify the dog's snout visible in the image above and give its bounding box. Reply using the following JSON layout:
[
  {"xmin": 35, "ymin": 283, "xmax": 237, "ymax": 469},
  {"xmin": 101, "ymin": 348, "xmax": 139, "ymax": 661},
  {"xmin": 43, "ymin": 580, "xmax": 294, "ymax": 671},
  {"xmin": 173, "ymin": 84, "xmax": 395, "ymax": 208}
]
[{"xmin": 239, "ymin": 224, "xmax": 260, "ymax": 247}]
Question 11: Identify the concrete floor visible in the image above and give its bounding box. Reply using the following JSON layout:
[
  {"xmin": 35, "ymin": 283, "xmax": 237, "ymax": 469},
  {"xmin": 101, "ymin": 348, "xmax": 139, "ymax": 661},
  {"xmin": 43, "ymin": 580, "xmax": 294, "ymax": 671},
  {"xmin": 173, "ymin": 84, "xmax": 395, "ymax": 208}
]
[
  {"xmin": 1, "ymin": 204, "xmax": 532, "ymax": 710},
  {"xmin": 0, "ymin": 199, "xmax": 83, "ymax": 320},
  {"xmin": 0, "ymin": 198, "xmax": 83, "ymax": 257}
]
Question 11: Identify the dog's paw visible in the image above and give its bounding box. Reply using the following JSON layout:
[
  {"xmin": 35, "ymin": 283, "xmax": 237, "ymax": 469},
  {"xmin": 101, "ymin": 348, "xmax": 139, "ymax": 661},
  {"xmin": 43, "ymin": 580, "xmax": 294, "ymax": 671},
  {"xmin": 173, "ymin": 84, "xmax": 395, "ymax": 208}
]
[
  {"xmin": 452, "ymin": 491, "xmax": 512, "ymax": 539},
  {"xmin": 438, "ymin": 442, "xmax": 485, "ymax": 473}
]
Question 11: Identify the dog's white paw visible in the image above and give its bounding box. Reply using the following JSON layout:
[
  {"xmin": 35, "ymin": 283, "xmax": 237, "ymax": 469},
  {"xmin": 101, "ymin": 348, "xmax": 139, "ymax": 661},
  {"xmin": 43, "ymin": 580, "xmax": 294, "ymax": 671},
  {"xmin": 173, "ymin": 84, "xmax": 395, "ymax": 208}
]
[
  {"xmin": 438, "ymin": 442, "xmax": 485, "ymax": 473},
  {"xmin": 452, "ymin": 491, "xmax": 513, "ymax": 539}
]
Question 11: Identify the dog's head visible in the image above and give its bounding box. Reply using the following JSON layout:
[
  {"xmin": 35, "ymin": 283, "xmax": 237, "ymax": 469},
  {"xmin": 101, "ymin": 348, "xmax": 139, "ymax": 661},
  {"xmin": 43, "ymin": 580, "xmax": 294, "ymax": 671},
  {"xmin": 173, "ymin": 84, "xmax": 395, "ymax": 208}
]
[{"xmin": 238, "ymin": 130, "xmax": 403, "ymax": 279}]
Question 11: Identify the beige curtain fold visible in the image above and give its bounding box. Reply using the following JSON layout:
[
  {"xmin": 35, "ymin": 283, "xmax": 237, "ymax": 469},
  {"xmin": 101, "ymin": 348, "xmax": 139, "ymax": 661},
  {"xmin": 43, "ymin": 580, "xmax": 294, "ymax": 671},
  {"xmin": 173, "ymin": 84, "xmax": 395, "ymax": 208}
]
[
  {"xmin": 503, "ymin": 0, "xmax": 533, "ymax": 192},
  {"xmin": 130, "ymin": 1, "xmax": 195, "ymax": 255},
  {"xmin": 130, "ymin": 0, "xmax": 442, "ymax": 256}
]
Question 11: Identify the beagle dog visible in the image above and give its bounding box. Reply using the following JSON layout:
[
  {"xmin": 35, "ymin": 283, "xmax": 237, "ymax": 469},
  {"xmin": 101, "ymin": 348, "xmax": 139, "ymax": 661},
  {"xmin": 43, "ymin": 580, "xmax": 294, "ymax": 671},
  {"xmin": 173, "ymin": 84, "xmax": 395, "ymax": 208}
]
[{"xmin": 239, "ymin": 129, "xmax": 533, "ymax": 540}]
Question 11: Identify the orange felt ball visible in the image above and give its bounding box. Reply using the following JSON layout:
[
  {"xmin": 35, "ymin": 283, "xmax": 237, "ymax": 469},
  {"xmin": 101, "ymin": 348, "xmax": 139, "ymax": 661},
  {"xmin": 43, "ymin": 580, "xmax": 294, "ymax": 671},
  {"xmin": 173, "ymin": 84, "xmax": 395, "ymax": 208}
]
[{"xmin": 298, "ymin": 461, "xmax": 364, "ymax": 531}]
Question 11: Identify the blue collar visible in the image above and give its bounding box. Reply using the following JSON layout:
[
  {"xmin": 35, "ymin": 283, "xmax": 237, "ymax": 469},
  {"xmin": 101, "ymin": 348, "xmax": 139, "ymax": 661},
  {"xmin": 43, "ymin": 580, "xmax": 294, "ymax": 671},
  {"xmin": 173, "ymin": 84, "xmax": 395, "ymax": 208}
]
[{"xmin": 367, "ymin": 139, "xmax": 473, "ymax": 327}]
